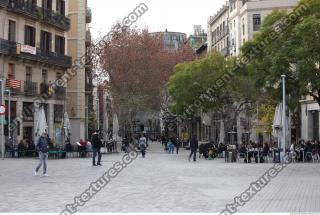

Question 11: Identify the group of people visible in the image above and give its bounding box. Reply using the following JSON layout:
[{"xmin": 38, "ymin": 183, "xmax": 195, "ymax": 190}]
[
  {"xmin": 162, "ymin": 136, "xmax": 182, "ymax": 155},
  {"xmin": 289, "ymin": 140, "xmax": 320, "ymax": 162}
]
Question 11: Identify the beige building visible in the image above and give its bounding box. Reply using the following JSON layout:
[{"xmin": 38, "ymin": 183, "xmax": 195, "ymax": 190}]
[
  {"xmin": 229, "ymin": 0, "xmax": 298, "ymax": 56},
  {"xmin": 67, "ymin": 0, "xmax": 92, "ymax": 143},
  {"xmin": 0, "ymin": 0, "xmax": 71, "ymax": 144},
  {"xmin": 207, "ymin": 2, "xmax": 230, "ymax": 57},
  {"xmin": 207, "ymin": 0, "xmax": 299, "ymax": 144}
]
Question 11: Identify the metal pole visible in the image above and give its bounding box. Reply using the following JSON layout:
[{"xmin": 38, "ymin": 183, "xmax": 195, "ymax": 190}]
[
  {"xmin": 281, "ymin": 75, "xmax": 286, "ymax": 161},
  {"xmin": 5, "ymin": 90, "xmax": 11, "ymax": 149},
  {"xmin": 1, "ymin": 79, "xmax": 4, "ymax": 159}
]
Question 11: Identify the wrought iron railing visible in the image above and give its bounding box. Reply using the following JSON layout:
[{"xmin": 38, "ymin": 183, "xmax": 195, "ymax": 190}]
[
  {"xmin": 24, "ymin": 81, "xmax": 38, "ymax": 96},
  {"xmin": 0, "ymin": 38, "xmax": 72, "ymax": 68}
]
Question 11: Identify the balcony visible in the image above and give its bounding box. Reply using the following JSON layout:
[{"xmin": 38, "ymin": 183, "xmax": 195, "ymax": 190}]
[
  {"xmin": 7, "ymin": 0, "xmax": 40, "ymax": 20},
  {"xmin": 55, "ymin": 86, "xmax": 66, "ymax": 100},
  {"xmin": 42, "ymin": 8, "xmax": 70, "ymax": 31},
  {"xmin": 4, "ymin": 0, "xmax": 70, "ymax": 30},
  {"xmin": 86, "ymin": 8, "xmax": 92, "ymax": 23},
  {"xmin": 24, "ymin": 81, "xmax": 38, "ymax": 96},
  {"xmin": 6, "ymin": 79, "xmax": 21, "ymax": 94},
  {"xmin": 0, "ymin": 0, "xmax": 8, "ymax": 7},
  {"xmin": 0, "ymin": 39, "xmax": 72, "ymax": 69}
]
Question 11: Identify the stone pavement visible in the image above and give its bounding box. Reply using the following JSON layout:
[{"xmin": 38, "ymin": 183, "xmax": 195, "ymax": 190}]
[{"xmin": 0, "ymin": 142, "xmax": 319, "ymax": 213}]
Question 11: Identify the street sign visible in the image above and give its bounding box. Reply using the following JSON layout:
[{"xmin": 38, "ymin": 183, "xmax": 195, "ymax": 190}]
[
  {"xmin": 0, "ymin": 105, "xmax": 6, "ymax": 115},
  {"xmin": 0, "ymin": 118, "xmax": 7, "ymax": 125}
]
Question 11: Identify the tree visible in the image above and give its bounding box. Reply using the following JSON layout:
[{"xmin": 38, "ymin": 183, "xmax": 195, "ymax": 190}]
[
  {"xmin": 168, "ymin": 52, "xmax": 266, "ymax": 135},
  {"xmin": 241, "ymin": 0, "xmax": 320, "ymax": 108},
  {"xmin": 97, "ymin": 24, "xmax": 194, "ymax": 138}
]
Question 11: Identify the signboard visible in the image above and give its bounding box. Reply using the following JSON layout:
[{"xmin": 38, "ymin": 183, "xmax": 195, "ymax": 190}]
[
  {"xmin": 20, "ymin": 44, "xmax": 37, "ymax": 55},
  {"xmin": 0, "ymin": 105, "xmax": 6, "ymax": 115},
  {"xmin": 17, "ymin": 44, "xmax": 37, "ymax": 55},
  {"xmin": 0, "ymin": 118, "xmax": 7, "ymax": 125}
]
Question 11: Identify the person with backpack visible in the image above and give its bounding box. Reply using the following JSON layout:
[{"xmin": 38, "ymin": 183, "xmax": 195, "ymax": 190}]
[
  {"xmin": 139, "ymin": 134, "xmax": 147, "ymax": 158},
  {"xmin": 91, "ymin": 131, "xmax": 103, "ymax": 166},
  {"xmin": 35, "ymin": 133, "xmax": 49, "ymax": 177}
]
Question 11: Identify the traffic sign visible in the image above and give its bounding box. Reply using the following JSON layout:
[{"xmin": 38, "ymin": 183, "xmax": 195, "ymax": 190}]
[{"xmin": 0, "ymin": 105, "xmax": 6, "ymax": 115}]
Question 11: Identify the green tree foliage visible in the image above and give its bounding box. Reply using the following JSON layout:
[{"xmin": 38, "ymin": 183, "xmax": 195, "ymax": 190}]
[{"xmin": 241, "ymin": 0, "xmax": 320, "ymax": 109}]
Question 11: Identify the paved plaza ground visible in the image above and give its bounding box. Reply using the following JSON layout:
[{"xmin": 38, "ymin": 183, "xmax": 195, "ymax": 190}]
[{"xmin": 0, "ymin": 142, "xmax": 319, "ymax": 213}]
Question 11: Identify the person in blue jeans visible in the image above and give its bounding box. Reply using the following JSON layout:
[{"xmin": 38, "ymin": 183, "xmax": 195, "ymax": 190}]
[
  {"xmin": 167, "ymin": 140, "xmax": 175, "ymax": 154},
  {"xmin": 35, "ymin": 133, "xmax": 49, "ymax": 177},
  {"xmin": 91, "ymin": 131, "xmax": 102, "ymax": 166}
]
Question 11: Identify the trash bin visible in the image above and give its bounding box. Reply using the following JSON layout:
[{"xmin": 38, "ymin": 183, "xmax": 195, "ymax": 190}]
[{"xmin": 273, "ymin": 149, "xmax": 281, "ymax": 163}]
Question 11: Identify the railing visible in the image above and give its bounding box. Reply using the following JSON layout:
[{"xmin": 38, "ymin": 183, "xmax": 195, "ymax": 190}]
[
  {"xmin": 0, "ymin": 0, "xmax": 8, "ymax": 7},
  {"xmin": 0, "ymin": 38, "xmax": 72, "ymax": 69},
  {"xmin": 24, "ymin": 81, "xmax": 38, "ymax": 96},
  {"xmin": 42, "ymin": 8, "xmax": 70, "ymax": 31},
  {"xmin": 7, "ymin": 0, "xmax": 40, "ymax": 19},
  {"xmin": 55, "ymin": 86, "xmax": 66, "ymax": 99},
  {"xmin": 86, "ymin": 8, "xmax": 92, "ymax": 23},
  {"xmin": 40, "ymin": 82, "xmax": 49, "ymax": 95},
  {"xmin": 6, "ymin": 79, "xmax": 21, "ymax": 94},
  {"xmin": 5, "ymin": 0, "xmax": 70, "ymax": 30}
]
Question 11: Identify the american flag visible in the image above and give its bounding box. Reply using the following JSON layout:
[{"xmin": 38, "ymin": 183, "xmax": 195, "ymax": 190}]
[{"xmin": 6, "ymin": 79, "xmax": 21, "ymax": 89}]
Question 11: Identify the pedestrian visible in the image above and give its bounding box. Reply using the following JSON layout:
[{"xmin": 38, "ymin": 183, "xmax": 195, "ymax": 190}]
[
  {"xmin": 188, "ymin": 135, "xmax": 198, "ymax": 162},
  {"xmin": 91, "ymin": 131, "xmax": 103, "ymax": 166},
  {"xmin": 35, "ymin": 133, "xmax": 49, "ymax": 177},
  {"xmin": 139, "ymin": 134, "xmax": 147, "ymax": 158},
  {"xmin": 167, "ymin": 139, "xmax": 175, "ymax": 154},
  {"xmin": 174, "ymin": 138, "xmax": 181, "ymax": 154}
]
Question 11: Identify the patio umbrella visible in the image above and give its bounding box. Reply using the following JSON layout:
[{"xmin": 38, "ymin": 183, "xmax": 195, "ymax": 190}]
[
  {"xmin": 112, "ymin": 114, "xmax": 119, "ymax": 141},
  {"xmin": 63, "ymin": 112, "xmax": 71, "ymax": 139},
  {"xmin": 103, "ymin": 112, "xmax": 109, "ymax": 141},
  {"xmin": 35, "ymin": 107, "xmax": 48, "ymax": 137},
  {"xmin": 272, "ymin": 103, "xmax": 290, "ymax": 147}
]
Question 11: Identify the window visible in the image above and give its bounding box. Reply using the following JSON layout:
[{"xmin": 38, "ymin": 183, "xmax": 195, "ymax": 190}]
[
  {"xmin": 26, "ymin": 67, "xmax": 32, "ymax": 82},
  {"xmin": 253, "ymin": 14, "xmax": 261, "ymax": 31},
  {"xmin": 243, "ymin": 23, "xmax": 245, "ymax": 35},
  {"xmin": 24, "ymin": 25, "xmax": 36, "ymax": 46},
  {"xmin": 8, "ymin": 64, "xmax": 15, "ymax": 79},
  {"xmin": 55, "ymin": 35, "xmax": 65, "ymax": 55},
  {"xmin": 56, "ymin": 0, "xmax": 65, "ymax": 15},
  {"xmin": 41, "ymin": 31, "xmax": 52, "ymax": 52},
  {"xmin": 8, "ymin": 20, "xmax": 16, "ymax": 42},
  {"xmin": 42, "ymin": 0, "xmax": 52, "ymax": 10},
  {"xmin": 42, "ymin": 69, "xmax": 48, "ymax": 83}
]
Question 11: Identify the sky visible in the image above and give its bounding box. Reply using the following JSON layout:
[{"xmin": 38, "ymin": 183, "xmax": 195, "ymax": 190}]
[{"xmin": 87, "ymin": 0, "xmax": 226, "ymax": 40}]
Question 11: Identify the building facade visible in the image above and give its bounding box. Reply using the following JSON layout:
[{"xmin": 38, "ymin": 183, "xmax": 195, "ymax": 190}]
[
  {"xmin": 207, "ymin": 2, "xmax": 230, "ymax": 57},
  {"xmin": 207, "ymin": 0, "xmax": 299, "ymax": 144},
  {"xmin": 150, "ymin": 30, "xmax": 187, "ymax": 51},
  {"xmin": 0, "ymin": 0, "xmax": 71, "ymax": 145},
  {"xmin": 67, "ymin": 0, "xmax": 92, "ymax": 143}
]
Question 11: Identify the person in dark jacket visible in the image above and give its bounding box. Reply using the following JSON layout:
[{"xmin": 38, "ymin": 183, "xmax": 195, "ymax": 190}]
[
  {"xmin": 35, "ymin": 133, "xmax": 49, "ymax": 177},
  {"xmin": 189, "ymin": 135, "xmax": 198, "ymax": 162},
  {"xmin": 91, "ymin": 131, "xmax": 102, "ymax": 166}
]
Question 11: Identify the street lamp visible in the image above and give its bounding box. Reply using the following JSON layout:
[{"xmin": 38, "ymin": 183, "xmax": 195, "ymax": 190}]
[
  {"xmin": 0, "ymin": 79, "xmax": 5, "ymax": 159},
  {"xmin": 281, "ymin": 74, "xmax": 286, "ymax": 161},
  {"xmin": 4, "ymin": 89, "xmax": 11, "ymax": 149}
]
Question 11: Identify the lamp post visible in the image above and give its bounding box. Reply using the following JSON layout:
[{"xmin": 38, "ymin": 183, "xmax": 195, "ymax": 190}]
[
  {"xmin": 4, "ymin": 90, "xmax": 11, "ymax": 149},
  {"xmin": 281, "ymin": 75, "xmax": 286, "ymax": 161},
  {"xmin": 0, "ymin": 79, "xmax": 4, "ymax": 159}
]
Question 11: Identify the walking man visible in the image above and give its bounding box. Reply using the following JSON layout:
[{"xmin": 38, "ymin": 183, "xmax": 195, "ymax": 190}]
[
  {"xmin": 35, "ymin": 132, "xmax": 49, "ymax": 177},
  {"xmin": 189, "ymin": 135, "xmax": 198, "ymax": 162},
  {"xmin": 92, "ymin": 131, "xmax": 103, "ymax": 166}
]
